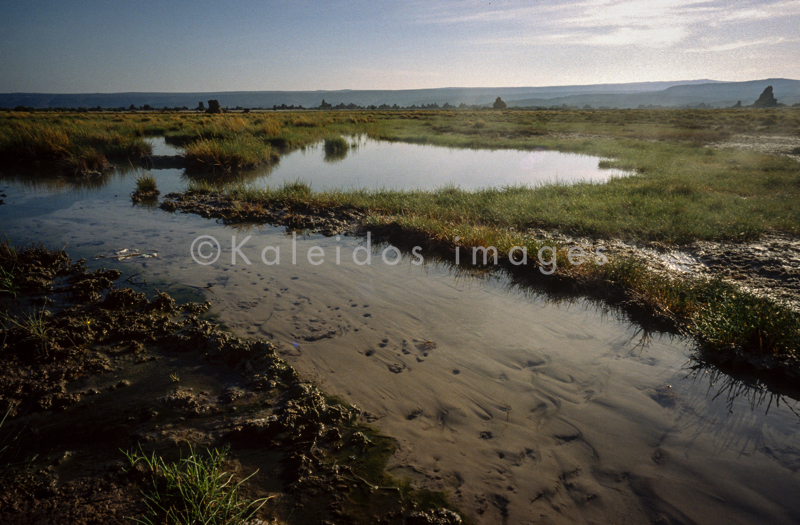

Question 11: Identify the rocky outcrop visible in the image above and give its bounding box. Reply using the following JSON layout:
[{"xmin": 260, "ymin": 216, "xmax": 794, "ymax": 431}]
[
  {"xmin": 752, "ymin": 86, "xmax": 778, "ymax": 108},
  {"xmin": 205, "ymin": 99, "xmax": 222, "ymax": 114}
]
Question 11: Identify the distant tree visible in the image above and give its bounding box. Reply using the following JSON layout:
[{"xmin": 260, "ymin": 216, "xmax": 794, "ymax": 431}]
[
  {"xmin": 493, "ymin": 97, "xmax": 507, "ymax": 109},
  {"xmin": 142, "ymin": 104, "xmax": 153, "ymax": 111},
  {"xmin": 319, "ymin": 99, "xmax": 332, "ymax": 109},
  {"xmin": 129, "ymin": 104, "xmax": 136, "ymax": 111},
  {"xmin": 197, "ymin": 101, "xmax": 205, "ymax": 111},
  {"xmin": 206, "ymin": 100, "xmax": 222, "ymax": 114}
]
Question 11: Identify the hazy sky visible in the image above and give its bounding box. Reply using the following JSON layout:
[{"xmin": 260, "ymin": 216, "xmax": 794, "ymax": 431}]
[{"xmin": 1, "ymin": 0, "xmax": 798, "ymax": 92}]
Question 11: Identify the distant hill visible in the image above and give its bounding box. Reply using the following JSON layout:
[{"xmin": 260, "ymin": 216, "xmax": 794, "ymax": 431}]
[
  {"xmin": 506, "ymin": 79, "xmax": 800, "ymax": 108},
  {"xmin": 1, "ymin": 79, "xmax": 798, "ymax": 109}
]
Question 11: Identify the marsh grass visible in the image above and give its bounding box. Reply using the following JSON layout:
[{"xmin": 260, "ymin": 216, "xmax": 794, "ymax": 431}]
[
  {"xmin": 0, "ymin": 117, "xmax": 150, "ymax": 174},
  {"xmin": 323, "ymin": 135, "xmax": 350, "ymax": 162},
  {"xmin": 183, "ymin": 136, "xmax": 278, "ymax": 172},
  {"xmin": 135, "ymin": 173, "xmax": 159, "ymax": 194},
  {"xmin": 124, "ymin": 443, "xmax": 269, "ymax": 525},
  {"xmin": 323, "ymin": 135, "xmax": 349, "ymax": 154},
  {"xmin": 0, "ymin": 267, "xmax": 18, "ymax": 298},
  {"xmin": 1, "ymin": 308, "xmax": 51, "ymax": 357},
  {"xmin": 581, "ymin": 257, "xmax": 800, "ymax": 355}
]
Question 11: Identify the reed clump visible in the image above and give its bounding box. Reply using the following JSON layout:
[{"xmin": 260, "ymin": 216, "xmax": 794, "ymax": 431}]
[{"xmin": 183, "ymin": 136, "xmax": 278, "ymax": 172}]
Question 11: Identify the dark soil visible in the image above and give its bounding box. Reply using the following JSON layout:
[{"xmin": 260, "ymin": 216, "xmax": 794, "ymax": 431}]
[{"xmin": 161, "ymin": 192, "xmax": 365, "ymax": 236}]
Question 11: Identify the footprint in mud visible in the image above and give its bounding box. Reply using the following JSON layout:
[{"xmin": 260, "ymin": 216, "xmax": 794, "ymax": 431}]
[
  {"xmin": 511, "ymin": 447, "xmax": 541, "ymax": 466},
  {"xmin": 365, "ymin": 349, "xmax": 375, "ymax": 357},
  {"xmin": 651, "ymin": 447, "xmax": 668, "ymax": 465},
  {"xmin": 406, "ymin": 408, "xmax": 423, "ymax": 420},
  {"xmin": 415, "ymin": 339, "xmax": 437, "ymax": 356},
  {"xmin": 378, "ymin": 338, "xmax": 389, "ymax": 348},
  {"xmin": 387, "ymin": 363, "xmax": 406, "ymax": 373}
]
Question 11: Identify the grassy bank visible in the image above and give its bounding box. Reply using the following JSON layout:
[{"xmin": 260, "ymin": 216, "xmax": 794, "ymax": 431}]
[{"xmin": 3, "ymin": 108, "xmax": 796, "ymax": 239}]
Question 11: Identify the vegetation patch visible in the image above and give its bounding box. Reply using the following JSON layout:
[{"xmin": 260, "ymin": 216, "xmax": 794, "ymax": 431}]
[
  {"xmin": 132, "ymin": 172, "xmax": 160, "ymax": 203},
  {"xmin": 183, "ymin": 136, "xmax": 278, "ymax": 172},
  {"xmin": 124, "ymin": 444, "xmax": 268, "ymax": 525}
]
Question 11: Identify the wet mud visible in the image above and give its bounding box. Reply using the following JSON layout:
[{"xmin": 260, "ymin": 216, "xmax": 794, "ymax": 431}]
[
  {"xmin": 161, "ymin": 192, "xmax": 365, "ymax": 236},
  {"xmin": 0, "ymin": 245, "xmax": 462, "ymax": 525}
]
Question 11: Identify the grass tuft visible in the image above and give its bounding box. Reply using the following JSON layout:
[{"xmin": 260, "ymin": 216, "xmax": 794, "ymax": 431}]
[
  {"xmin": 135, "ymin": 173, "xmax": 159, "ymax": 194},
  {"xmin": 183, "ymin": 136, "xmax": 277, "ymax": 172},
  {"xmin": 124, "ymin": 443, "xmax": 270, "ymax": 525}
]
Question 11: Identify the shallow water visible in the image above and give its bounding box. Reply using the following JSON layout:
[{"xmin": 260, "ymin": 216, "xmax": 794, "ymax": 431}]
[
  {"xmin": 162, "ymin": 136, "xmax": 625, "ymax": 190},
  {"xmin": 257, "ymin": 138, "xmax": 626, "ymax": 190},
  {"xmin": 1, "ymin": 157, "xmax": 799, "ymax": 525}
]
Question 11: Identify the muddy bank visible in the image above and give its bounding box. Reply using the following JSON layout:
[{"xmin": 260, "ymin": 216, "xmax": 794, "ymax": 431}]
[
  {"xmin": 161, "ymin": 191, "xmax": 365, "ymax": 236},
  {"xmin": 0, "ymin": 244, "xmax": 463, "ymax": 525}
]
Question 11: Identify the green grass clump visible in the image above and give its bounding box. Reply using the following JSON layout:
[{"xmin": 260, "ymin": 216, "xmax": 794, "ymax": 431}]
[
  {"xmin": 124, "ymin": 444, "xmax": 269, "ymax": 525},
  {"xmin": 588, "ymin": 257, "xmax": 800, "ymax": 356},
  {"xmin": 183, "ymin": 136, "xmax": 277, "ymax": 172},
  {"xmin": 323, "ymin": 135, "xmax": 349, "ymax": 154},
  {"xmin": 323, "ymin": 135, "xmax": 350, "ymax": 162},
  {"xmin": 63, "ymin": 146, "xmax": 111, "ymax": 175},
  {"xmin": 0, "ymin": 267, "xmax": 18, "ymax": 298},
  {"xmin": 1, "ymin": 308, "xmax": 51, "ymax": 357},
  {"xmin": 690, "ymin": 282, "xmax": 800, "ymax": 355},
  {"xmin": 0, "ymin": 123, "xmax": 70, "ymax": 162},
  {"xmin": 135, "ymin": 173, "xmax": 159, "ymax": 194}
]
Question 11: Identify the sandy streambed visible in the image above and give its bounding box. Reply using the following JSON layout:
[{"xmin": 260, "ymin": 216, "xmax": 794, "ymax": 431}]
[{"xmin": 195, "ymin": 234, "xmax": 800, "ymax": 525}]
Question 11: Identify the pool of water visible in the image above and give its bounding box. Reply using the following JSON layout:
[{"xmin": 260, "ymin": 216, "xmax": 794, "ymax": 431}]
[
  {"xmin": 1, "ymin": 154, "xmax": 798, "ymax": 525},
  {"xmin": 256, "ymin": 138, "xmax": 626, "ymax": 190},
  {"xmin": 154, "ymin": 136, "xmax": 627, "ymax": 190}
]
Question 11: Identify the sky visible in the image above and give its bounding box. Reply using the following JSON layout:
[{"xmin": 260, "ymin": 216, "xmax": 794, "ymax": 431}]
[{"xmin": 1, "ymin": 0, "xmax": 798, "ymax": 93}]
